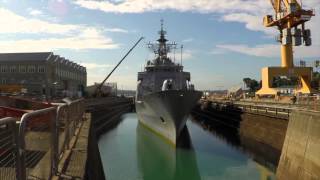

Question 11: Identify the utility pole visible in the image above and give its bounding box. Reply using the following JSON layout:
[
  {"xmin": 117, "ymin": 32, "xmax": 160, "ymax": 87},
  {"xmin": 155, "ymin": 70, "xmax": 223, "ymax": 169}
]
[{"xmin": 180, "ymin": 45, "xmax": 183, "ymax": 66}]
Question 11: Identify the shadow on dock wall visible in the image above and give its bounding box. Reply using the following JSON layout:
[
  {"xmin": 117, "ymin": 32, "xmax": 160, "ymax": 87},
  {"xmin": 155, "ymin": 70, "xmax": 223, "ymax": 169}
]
[
  {"xmin": 84, "ymin": 97, "xmax": 134, "ymax": 180},
  {"xmin": 86, "ymin": 97, "xmax": 134, "ymax": 138},
  {"xmin": 276, "ymin": 110, "xmax": 320, "ymax": 180},
  {"xmin": 240, "ymin": 113, "xmax": 288, "ymax": 169},
  {"xmin": 84, "ymin": 116, "xmax": 106, "ymax": 180},
  {"xmin": 191, "ymin": 103, "xmax": 288, "ymax": 172}
]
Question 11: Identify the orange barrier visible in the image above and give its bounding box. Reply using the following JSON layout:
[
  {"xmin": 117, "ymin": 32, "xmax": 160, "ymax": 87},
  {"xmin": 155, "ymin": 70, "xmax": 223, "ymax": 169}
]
[
  {"xmin": 0, "ymin": 97, "xmax": 54, "ymax": 130},
  {"xmin": 0, "ymin": 96, "xmax": 52, "ymax": 110}
]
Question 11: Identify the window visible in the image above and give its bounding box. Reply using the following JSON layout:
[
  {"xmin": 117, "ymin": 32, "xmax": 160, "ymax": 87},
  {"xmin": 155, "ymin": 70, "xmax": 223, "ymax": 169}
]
[
  {"xmin": 38, "ymin": 65, "xmax": 45, "ymax": 73},
  {"xmin": 10, "ymin": 66, "xmax": 16, "ymax": 73},
  {"xmin": 1, "ymin": 65, "xmax": 7, "ymax": 73},
  {"xmin": 19, "ymin": 65, "xmax": 26, "ymax": 73},
  {"xmin": 28, "ymin": 65, "xmax": 35, "ymax": 73}
]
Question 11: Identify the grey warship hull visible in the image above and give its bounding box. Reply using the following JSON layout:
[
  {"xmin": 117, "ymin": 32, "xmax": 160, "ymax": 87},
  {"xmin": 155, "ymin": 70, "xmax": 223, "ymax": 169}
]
[{"xmin": 136, "ymin": 90, "xmax": 202, "ymax": 145}]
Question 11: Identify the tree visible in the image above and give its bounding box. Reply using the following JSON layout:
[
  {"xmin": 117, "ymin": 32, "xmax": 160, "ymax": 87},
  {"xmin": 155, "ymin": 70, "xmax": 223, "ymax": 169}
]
[
  {"xmin": 243, "ymin": 78, "xmax": 260, "ymax": 92},
  {"xmin": 311, "ymin": 72, "xmax": 320, "ymax": 90}
]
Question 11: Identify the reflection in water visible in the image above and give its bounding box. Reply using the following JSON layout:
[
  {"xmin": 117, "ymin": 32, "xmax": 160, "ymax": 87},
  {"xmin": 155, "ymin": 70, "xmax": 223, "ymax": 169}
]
[
  {"xmin": 98, "ymin": 113, "xmax": 277, "ymax": 180},
  {"xmin": 137, "ymin": 124, "xmax": 200, "ymax": 180},
  {"xmin": 190, "ymin": 111, "xmax": 281, "ymax": 174}
]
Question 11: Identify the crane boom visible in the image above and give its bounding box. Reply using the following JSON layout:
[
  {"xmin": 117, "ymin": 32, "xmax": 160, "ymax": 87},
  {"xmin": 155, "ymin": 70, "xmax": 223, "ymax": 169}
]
[
  {"xmin": 270, "ymin": 0, "xmax": 301, "ymax": 12},
  {"xmin": 95, "ymin": 37, "xmax": 144, "ymax": 96},
  {"xmin": 264, "ymin": 0, "xmax": 314, "ymax": 29}
]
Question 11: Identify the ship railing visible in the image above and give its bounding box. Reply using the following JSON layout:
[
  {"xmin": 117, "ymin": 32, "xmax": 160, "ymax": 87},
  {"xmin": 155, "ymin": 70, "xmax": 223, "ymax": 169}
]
[
  {"xmin": 0, "ymin": 117, "xmax": 19, "ymax": 180},
  {"xmin": 0, "ymin": 99, "xmax": 85, "ymax": 180}
]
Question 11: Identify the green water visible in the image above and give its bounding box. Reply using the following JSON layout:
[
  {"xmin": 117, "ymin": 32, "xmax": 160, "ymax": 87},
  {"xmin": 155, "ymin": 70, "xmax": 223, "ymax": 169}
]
[{"xmin": 98, "ymin": 113, "xmax": 276, "ymax": 180}]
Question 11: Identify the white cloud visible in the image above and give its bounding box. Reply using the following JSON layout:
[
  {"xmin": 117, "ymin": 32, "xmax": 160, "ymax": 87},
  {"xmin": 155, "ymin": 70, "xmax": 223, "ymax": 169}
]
[
  {"xmin": 73, "ymin": 0, "xmax": 268, "ymax": 14},
  {"xmin": 210, "ymin": 48, "xmax": 228, "ymax": 55},
  {"xmin": 104, "ymin": 28, "xmax": 128, "ymax": 33},
  {"xmin": 0, "ymin": 7, "xmax": 128, "ymax": 35},
  {"xmin": 215, "ymin": 2, "xmax": 320, "ymax": 59},
  {"xmin": 73, "ymin": 0, "xmax": 320, "ymax": 43},
  {"xmin": 221, "ymin": 13, "xmax": 277, "ymax": 36},
  {"xmin": 0, "ymin": 8, "xmax": 127, "ymax": 52},
  {"xmin": 215, "ymin": 44, "xmax": 320, "ymax": 58},
  {"xmin": 182, "ymin": 38, "xmax": 194, "ymax": 43},
  {"xmin": 0, "ymin": 28, "xmax": 119, "ymax": 52},
  {"xmin": 80, "ymin": 62, "xmax": 114, "ymax": 69},
  {"xmin": 28, "ymin": 9, "xmax": 43, "ymax": 16},
  {"xmin": 0, "ymin": 8, "xmax": 77, "ymax": 34},
  {"xmin": 216, "ymin": 44, "xmax": 278, "ymax": 57}
]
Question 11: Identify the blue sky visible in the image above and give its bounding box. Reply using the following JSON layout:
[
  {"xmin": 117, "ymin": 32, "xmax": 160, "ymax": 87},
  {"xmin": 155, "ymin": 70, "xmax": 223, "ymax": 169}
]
[{"xmin": 0, "ymin": 0, "xmax": 319, "ymax": 90}]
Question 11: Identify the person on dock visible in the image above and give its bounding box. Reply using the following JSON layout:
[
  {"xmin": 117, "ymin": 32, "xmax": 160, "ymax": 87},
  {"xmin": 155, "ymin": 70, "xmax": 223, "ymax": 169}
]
[{"xmin": 291, "ymin": 95, "xmax": 297, "ymax": 104}]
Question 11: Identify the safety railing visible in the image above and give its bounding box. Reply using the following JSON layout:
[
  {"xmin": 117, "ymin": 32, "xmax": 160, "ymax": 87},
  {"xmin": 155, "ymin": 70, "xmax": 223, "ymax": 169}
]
[
  {"xmin": 54, "ymin": 99, "xmax": 85, "ymax": 167},
  {"xmin": 234, "ymin": 104, "xmax": 291, "ymax": 118},
  {"xmin": 18, "ymin": 107, "xmax": 57, "ymax": 180},
  {"xmin": 0, "ymin": 98, "xmax": 85, "ymax": 180},
  {"xmin": 207, "ymin": 100, "xmax": 292, "ymax": 118},
  {"xmin": 0, "ymin": 117, "xmax": 18, "ymax": 180},
  {"xmin": 55, "ymin": 104, "xmax": 69, "ymax": 162}
]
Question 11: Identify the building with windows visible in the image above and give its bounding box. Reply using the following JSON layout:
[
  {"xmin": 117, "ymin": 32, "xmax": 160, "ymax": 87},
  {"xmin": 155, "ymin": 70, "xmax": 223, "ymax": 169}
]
[{"xmin": 0, "ymin": 52, "xmax": 86, "ymax": 98}]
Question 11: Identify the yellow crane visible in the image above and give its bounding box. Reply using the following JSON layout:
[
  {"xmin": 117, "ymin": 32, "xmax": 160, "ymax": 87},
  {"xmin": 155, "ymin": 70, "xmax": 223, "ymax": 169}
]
[{"xmin": 256, "ymin": 0, "xmax": 315, "ymax": 96}]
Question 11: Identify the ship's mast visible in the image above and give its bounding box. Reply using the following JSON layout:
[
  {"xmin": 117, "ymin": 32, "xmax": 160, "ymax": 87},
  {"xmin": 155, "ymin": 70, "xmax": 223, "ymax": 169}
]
[
  {"xmin": 158, "ymin": 19, "xmax": 168, "ymax": 60},
  {"xmin": 148, "ymin": 19, "xmax": 177, "ymax": 65}
]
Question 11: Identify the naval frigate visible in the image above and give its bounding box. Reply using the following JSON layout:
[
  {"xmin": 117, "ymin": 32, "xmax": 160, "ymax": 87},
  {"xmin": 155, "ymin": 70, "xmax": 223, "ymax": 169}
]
[{"xmin": 135, "ymin": 20, "xmax": 202, "ymax": 145}]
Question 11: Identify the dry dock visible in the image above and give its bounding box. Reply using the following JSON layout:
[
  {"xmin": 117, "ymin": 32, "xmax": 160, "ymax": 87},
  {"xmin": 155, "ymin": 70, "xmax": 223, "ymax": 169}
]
[{"xmin": 1, "ymin": 96, "xmax": 319, "ymax": 180}]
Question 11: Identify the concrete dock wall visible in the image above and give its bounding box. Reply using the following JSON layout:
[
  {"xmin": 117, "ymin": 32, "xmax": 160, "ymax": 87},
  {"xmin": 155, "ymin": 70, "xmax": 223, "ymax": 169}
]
[
  {"xmin": 240, "ymin": 113, "xmax": 288, "ymax": 152},
  {"xmin": 276, "ymin": 110, "xmax": 320, "ymax": 180},
  {"xmin": 84, "ymin": 115, "xmax": 106, "ymax": 180},
  {"xmin": 193, "ymin": 104, "xmax": 288, "ymax": 152}
]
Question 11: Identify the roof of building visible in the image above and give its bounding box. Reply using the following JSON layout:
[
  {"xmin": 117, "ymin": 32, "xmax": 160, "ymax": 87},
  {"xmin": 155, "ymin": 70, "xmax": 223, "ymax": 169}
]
[
  {"xmin": 0, "ymin": 52, "xmax": 52, "ymax": 62},
  {"xmin": 228, "ymin": 85, "xmax": 243, "ymax": 93},
  {"xmin": 0, "ymin": 52, "xmax": 86, "ymax": 71}
]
